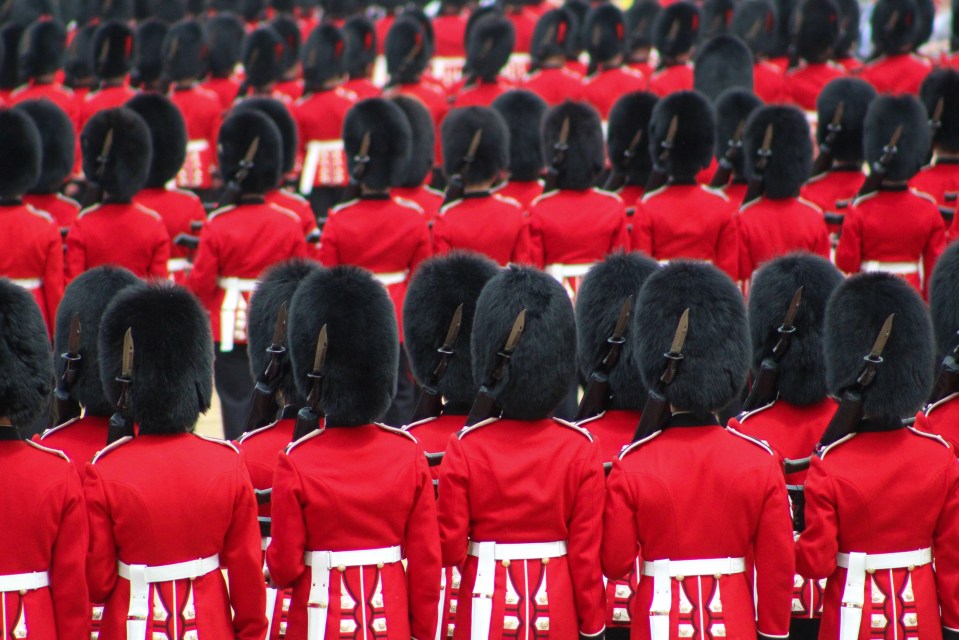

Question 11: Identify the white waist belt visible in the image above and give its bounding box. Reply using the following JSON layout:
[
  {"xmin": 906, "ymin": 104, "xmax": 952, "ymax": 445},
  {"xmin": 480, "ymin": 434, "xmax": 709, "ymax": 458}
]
[
  {"xmin": 304, "ymin": 545, "xmax": 403, "ymax": 640},
  {"xmin": 9, "ymin": 278, "xmax": 42, "ymax": 290},
  {"xmin": 372, "ymin": 270, "xmax": 409, "ymax": 287},
  {"xmin": 545, "ymin": 263, "xmax": 594, "ymax": 281},
  {"xmin": 466, "ymin": 540, "xmax": 567, "ymax": 640},
  {"xmin": 641, "ymin": 557, "xmax": 746, "ymax": 640},
  {"xmin": 861, "ymin": 260, "xmax": 920, "ymax": 275},
  {"xmin": 118, "ymin": 554, "xmax": 219, "ymax": 640},
  {"xmin": 186, "ymin": 140, "xmax": 210, "ymax": 153},
  {"xmin": 0, "ymin": 571, "xmax": 49, "ymax": 592},
  {"xmin": 836, "ymin": 548, "xmax": 932, "ymax": 640},
  {"xmin": 217, "ymin": 277, "xmax": 258, "ymax": 352},
  {"xmin": 167, "ymin": 258, "xmax": 190, "ymax": 274}
]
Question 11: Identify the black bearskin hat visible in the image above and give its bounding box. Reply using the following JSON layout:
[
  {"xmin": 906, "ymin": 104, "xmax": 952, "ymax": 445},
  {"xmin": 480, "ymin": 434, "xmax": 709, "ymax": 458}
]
[
  {"xmin": 793, "ymin": 0, "xmax": 840, "ymax": 62},
  {"xmin": 914, "ymin": 0, "xmax": 935, "ymax": 50},
  {"xmin": 531, "ymin": 8, "xmax": 578, "ymax": 65},
  {"xmin": 207, "ymin": 13, "xmax": 245, "ymax": 78},
  {"xmin": 18, "ymin": 18, "xmax": 66, "ymax": 79},
  {"xmin": 66, "ymin": 23, "xmax": 97, "ymax": 84},
  {"xmin": 151, "ymin": 0, "xmax": 188, "ymax": 23},
  {"xmin": 125, "ymin": 93, "xmax": 188, "ymax": 189},
  {"xmin": 242, "ymin": 25, "xmax": 285, "ymax": 89},
  {"xmin": 99, "ymin": 283, "xmax": 213, "ymax": 434},
  {"xmin": 81, "ymin": 108, "xmax": 151, "ymax": 200},
  {"xmin": 343, "ymin": 16, "xmax": 377, "ymax": 79},
  {"xmin": 864, "ymin": 95, "xmax": 930, "ymax": 183},
  {"xmin": 584, "ymin": 4, "xmax": 627, "ymax": 64},
  {"xmin": 607, "ymin": 91, "xmax": 658, "ymax": 186},
  {"xmin": 871, "ymin": 0, "xmax": 920, "ymax": 55},
  {"xmin": 289, "ymin": 266, "xmax": 399, "ymax": 426},
  {"xmin": 163, "ymin": 19, "xmax": 208, "ymax": 82},
  {"xmin": 748, "ymin": 253, "xmax": 843, "ymax": 406},
  {"xmin": 825, "ymin": 273, "xmax": 934, "ymax": 417},
  {"xmin": 404, "ymin": 251, "xmax": 501, "ymax": 405},
  {"xmin": 97, "ymin": 0, "xmax": 134, "ymax": 20},
  {"xmin": 472, "ymin": 265, "xmax": 577, "ymax": 420},
  {"xmin": 441, "ymin": 106, "xmax": 509, "ymax": 185},
  {"xmin": 465, "ymin": 14, "xmax": 515, "ymax": 82},
  {"xmin": 92, "ymin": 20, "xmax": 135, "ymax": 80},
  {"xmin": 929, "ymin": 242, "xmax": 959, "ymax": 361},
  {"xmin": 231, "ymin": 97, "xmax": 298, "ymax": 176},
  {"xmin": 815, "ymin": 77, "xmax": 876, "ymax": 165},
  {"xmin": 0, "ymin": 108, "xmax": 41, "ymax": 199},
  {"xmin": 248, "ymin": 259, "xmax": 325, "ymax": 406},
  {"xmin": 14, "ymin": 100, "xmax": 75, "ymax": 195},
  {"xmin": 701, "ymin": 0, "xmax": 736, "ymax": 39},
  {"xmin": 0, "ymin": 25, "xmax": 22, "ymax": 92},
  {"xmin": 0, "ymin": 280, "xmax": 51, "ymax": 427},
  {"xmin": 541, "ymin": 100, "xmax": 604, "ymax": 189},
  {"xmin": 626, "ymin": 1, "xmax": 661, "ymax": 51},
  {"xmin": 744, "ymin": 105, "xmax": 812, "ymax": 199},
  {"xmin": 492, "ymin": 90, "xmax": 547, "ymax": 183},
  {"xmin": 920, "ymin": 69, "xmax": 959, "ymax": 153},
  {"xmin": 390, "ymin": 94, "xmax": 435, "ymax": 188},
  {"xmin": 218, "ymin": 109, "xmax": 283, "ymax": 194},
  {"xmin": 404, "ymin": 8, "xmax": 437, "ymax": 57},
  {"xmin": 730, "ymin": 0, "xmax": 777, "ymax": 56},
  {"xmin": 835, "ymin": 0, "xmax": 860, "ymax": 56},
  {"xmin": 634, "ymin": 261, "xmax": 749, "ymax": 413},
  {"xmin": 343, "ymin": 98, "xmax": 412, "ymax": 190},
  {"xmin": 302, "ymin": 23, "xmax": 345, "ymax": 89},
  {"xmin": 715, "ymin": 89, "xmax": 762, "ymax": 179},
  {"xmin": 576, "ymin": 252, "xmax": 660, "ymax": 410},
  {"xmin": 654, "ymin": 2, "xmax": 701, "ymax": 60},
  {"xmin": 271, "ymin": 15, "xmax": 301, "ymax": 73},
  {"xmin": 55, "ymin": 266, "xmax": 144, "ymax": 417},
  {"xmin": 385, "ymin": 16, "xmax": 429, "ymax": 84},
  {"xmin": 693, "ymin": 35, "xmax": 754, "ymax": 101},
  {"xmin": 648, "ymin": 91, "xmax": 715, "ymax": 181},
  {"xmin": 241, "ymin": 0, "xmax": 266, "ymax": 21},
  {"xmin": 132, "ymin": 19, "xmax": 168, "ymax": 88}
]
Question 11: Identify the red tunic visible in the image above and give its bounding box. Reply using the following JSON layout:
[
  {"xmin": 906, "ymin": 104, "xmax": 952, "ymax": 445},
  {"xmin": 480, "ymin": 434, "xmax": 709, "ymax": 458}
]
[
  {"xmin": 602, "ymin": 418, "xmax": 795, "ymax": 639},
  {"xmin": 0, "ymin": 434, "xmax": 89, "ymax": 640},
  {"xmin": 433, "ymin": 13, "xmax": 468, "ymax": 58},
  {"xmin": 0, "ymin": 203, "xmax": 64, "ymax": 331},
  {"xmin": 528, "ymin": 188, "xmax": 630, "ymax": 271},
  {"xmin": 201, "ymin": 76, "xmax": 242, "ymax": 111},
  {"xmin": 432, "ymin": 192, "xmax": 531, "ymax": 266},
  {"xmin": 911, "ymin": 160, "xmax": 959, "ymax": 210},
  {"xmin": 836, "ymin": 56, "xmax": 863, "ymax": 73},
  {"xmin": 86, "ymin": 433, "xmax": 267, "ymax": 640},
  {"xmin": 522, "ymin": 66, "xmax": 584, "ymax": 106},
  {"xmin": 736, "ymin": 196, "xmax": 830, "ymax": 282},
  {"xmin": 438, "ymin": 417, "xmax": 607, "ymax": 638},
  {"xmin": 506, "ymin": 7, "xmax": 538, "ymax": 53},
  {"xmin": 754, "ymin": 61, "xmax": 787, "ymax": 104},
  {"xmin": 801, "ymin": 169, "xmax": 865, "ymax": 213},
  {"xmin": 265, "ymin": 189, "xmax": 319, "ymax": 239},
  {"xmin": 494, "ymin": 180, "xmax": 543, "ymax": 211},
  {"xmin": 274, "ymin": 78, "xmax": 304, "ymax": 102},
  {"xmin": 631, "ymin": 184, "xmax": 739, "ymax": 279},
  {"xmin": 582, "ymin": 67, "xmax": 647, "ymax": 121},
  {"xmin": 37, "ymin": 414, "xmax": 111, "ymax": 479},
  {"xmin": 576, "ymin": 409, "xmax": 640, "ymax": 464},
  {"xmin": 404, "ymin": 413, "xmax": 466, "ymax": 480},
  {"xmin": 266, "ymin": 424, "xmax": 442, "ymax": 640},
  {"xmin": 392, "ymin": 185, "xmax": 443, "ymax": 223},
  {"xmin": 134, "ymin": 187, "xmax": 208, "ymax": 283},
  {"xmin": 375, "ymin": 13, "xmax": 397, "ymax": 54},
  {"xmin": 796, "ymin": 425, "xmax": 959, "ymax": 639},
  {"xmin": 385, "ymin": 81, "xmax": 448, "ymax": 128},
  {"xmin": 65, "ymin": 202, "xmax": 170, "ymax": 282},
  {"xmin": 834, "ymin": 188, "xmax": 945, "ymax": 297},
  {"xmin": 23, "ymin": 192, "xmax": 81, "ymax": 232},
  {"xmin": 916, "ymin": 393, "xmax": 959, "ymax": 452},
  {"xmin": 292, "ymin": 88, "xmax": 357, "ymax": 189},
  {"xmin": 342, "ymin": 77, "xmax": 380, "ymax": 100},
  {"xmin": 858, "ymin": 53, "xmax": 933, "ymax": 95},
  {"xmin": 10, "ymin": 81, "xmax": 80, "ymax": 129},
  {"xmin": 616, "ymin": 185, "xmax": 645, "ymax": 214},
  {"xmin": 786, "ymin": 62, "xmax": 846, "ymax": 111},
  {"xmin": 452, "ymin": 78, "xmax": 511, "ymax": 107},
  {"xmin": 628, "ymin": 60, "xmax": 656, "ymax": 78},
  {"xmin": 79, "ymin": 84, "xmax": 137, "ymax": 131},
  {"xmin": 188, "ymin": 200, "xmax": 308, "ymax": 344},
  {"xmin": 647, "ymin": 63, "xmax": 694, "ymax": 97},
  {"xmin": 171, "ymin": 85, "xmax": 223, "ymax": 190}
]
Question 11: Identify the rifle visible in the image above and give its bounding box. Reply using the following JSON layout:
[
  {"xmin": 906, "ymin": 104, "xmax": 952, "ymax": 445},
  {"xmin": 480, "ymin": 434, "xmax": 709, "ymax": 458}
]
[
  {"xmin": 742, "ymin": 123, "xmax": 774, "ymax": 205},
  {"xmin": 543, "ymin": 117, "xmax": 571, "ymax": 194},
  {"xmin": 81, "ymin": 128, "xmax": 113, "ymax": 209},
  {"xmin": 631, "ymin": 308, "xmax": 689, "ymax": 441},
  {"xmin": 817, "ymin": 314, "xmax": 894, "ymax": 449},
  {"xmin": 465, "ymin": 309, "xmax": 526, "ymax": 426},
  {"xmin": 244, "ymin": 303, "xmax": 289, "ymax": 431},
  {"xmin": 930, "ymin": 97, "xmax": 945, "ymax": 134},
  {"xmin": 173, "ymin": 233, "xmax": 200, "ymax": 251},
  {"xmin": 443, "ymin": 129, "xmax": 483, "ymax": 205},
  {"xmin": 574, "ymin": 296, "xmax": 633, "ymax": 422},
  {"xmin": 54, "ymin": 313, "xmax": 83, "ymax": 425},
  {"xmin": 293, "ymin": 324, "xmax": 328, "ymax": 441},
  {"xmin": 602, "ymin": 128, "xmax": 644, "ymax": 193},
  {"xmin": 739, "ymin": 287, "xmax": 803, "ymax": 413},
  {"xmin": 708, "ymin": 120, "xmax": 746, "ymax": 189},
  {"xmin": 106, "ymin": 328, "xmax": 135, "ymax": 444},
  {"xmin": 339, "ymin": 131, "xmax": 371, "ymax": 205},
  {"xmin": 786, "ymin": 412, "xmax": 919, "ymax": 474},
  {"xmin": 810, "ymin": 101, "xmax": 844, "ymax": 179},
  {"xmin": 218, "ymin": 136, "xmax": 261, "ymax": 209},
  {"xmin": 644, "ymin": 115, "xmax": 678, "ymax": 192},
  {"xmin": 411, "ymin": 304, "xmax": 464, "ymax": 422},
  {"xmin": 929, "ymin": 333, "xmax": 959, "ymax": 405},
  {"xmin": 855, "ymin": 125, "xmax": 903, "ymax": 199}
]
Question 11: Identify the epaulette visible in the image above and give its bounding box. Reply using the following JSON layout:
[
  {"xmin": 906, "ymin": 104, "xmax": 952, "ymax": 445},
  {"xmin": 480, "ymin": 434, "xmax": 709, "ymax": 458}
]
[
  {"xmin": 619, "ymin": 430, "xmax": 662, "ymax": 459},
  {"xmin": 133, "ymin": 203, "xmax": 163, "ymax": 222},
  {"xmin": 208, "ymin": 205, "xmax": 237, "ymax": 221},
  {"xmin": 39, "ymin": 416, "xmax": 82, "ymax": 439},
  {"xmin": 553, "ymin": 418, "xmax": 595, "ymax": 442},
  {"xmin": 906, "ymin": 426, "xmax": 950, "ymax": 449},
  {"xmin": 456, "ymin": 417, "xmax": 500, "ymax": 439},
  {"xmin": 797, "ymin": 196, "xmax": 823, "ymax": 212},
  {"xmin": 640, "ymin": 184, "xmax": 668, "ymax": 202},
  {"xmin": 195, "ymin": 433, "xmax": 240, "ymax": 453},
  {"xmin": 376, "ymin": 423, "xmax": 418, "ymax": 442},
  {"xmin": 279, "ymin": 189, "xmax": 309, "ymax": 204},
  {"xmin": 819, "ymin": 433, "xmax": 856, "ymax": 459},
  {"xmin": 909, "ymin": 188, "xmax": 937, "ymax": 205},
  {"xmin": 590, "ymin": 187, "xmax": 624, "ymax": 203},
  {"xmin": 285, "ymin": 428, "xmax": 323, "ymax": 454},
  {"xmin": 330, "ymin": 199, "xmax": 359, "ymax": 214},
  {"xmin": 926, "ymin": 392, "xmax": 959, "ymax": 416},
  {"xmin": 92, "ymin": 436, "xmax": 133, "ymax": 464},
  {"xmin": 739, "ymin": 196, "xmax": 761, "ymax": 213},
  {"xmin": 236, "ymin": 420, "xmax": 280, "ymax": 444},
  {"xmin": 24, "ymin": 204, "xmax": 55, "ymax": 224},
  {"xmin": 492, "ymin": 193, "xmax": 523, "ymax": 208},
  {"xmin": 439, "ymin": 198, "xmax": 463, "ymax": 215},
  {"xmin": 57, "ymin": 193, "xmax": 81, "ymax": 208},
  {"xmin": 25, "ymin": 440, "xmax": 71, "ymax": 463},
  {"xmin": 78, "ymin": 203, "xmax": 103, "ymax": 218},
  {"xmin": 699, "ymin": 185, "xmax": 730, "ymax": 201},
  {"xmin": 403, "ymin": 416, "xmax": 438, "ymax": 432},
  {"xmin": 573, "ymin": 411, "xmax": 607, "ymax": 428},
  {"xmin": 530, "ymin": 189, "xmax": 560, "ymax": 207},
  {"xmin": 851, "ymin": 191, "xmax": 878, "ymax": 207},
  {"xmin": 735, "ymin": 400, "xmax": 776, "ymax": 423},
  {"xmin": 725, "ymin": 426, "xmax": 775, "ymax": 455},
  {"xmin": 266, "ymin": 201, "xmax": 303, "ymax": 224},
  {"xmin": 394, "ymin": 197, "xmax": 425, "ymax": 214},
  {"xmin": 171, "ymin": 187, "xmax": 203, "ymax": 201}
]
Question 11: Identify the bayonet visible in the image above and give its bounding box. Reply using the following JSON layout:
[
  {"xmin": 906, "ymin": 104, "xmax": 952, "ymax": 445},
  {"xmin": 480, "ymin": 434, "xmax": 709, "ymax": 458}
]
[
  {"xmin": 244, "ymin": 303, "xmax": 290, "ymax": 431},
  {"xmin": 54, "ymin": 314, "xmax": 83, "ymax": 425},
  {"xmin": 293, "ymin": 325, "xmax": 328, "ymax": 440},
  {"xmin": 574, "ymin": 296, "xmax": 634, "ymax": 422},
  {"xmin": 411, "ymin": 304, "xmax": 465, "ymax": 422},
  {"xmin": 445, "ymin": 129, "xmax": 484, "ymax": 203},
  {"xmin": 107, "ymin": 328, "xmax": 135, "ymax": 444},
  {"xmin": 465, "ymin": 309, "xmax": 527, "ymax": 426},
  {"xmin": 632, "ymin": 309, "xmax": 690, "ymax": 440},
  {"xmin": 740, "ymin": 287, "xmax": 803, "ymax": 412},
  {"xmin": 543, "ymin": 119, "xmax": 570, "ymax": 193}
]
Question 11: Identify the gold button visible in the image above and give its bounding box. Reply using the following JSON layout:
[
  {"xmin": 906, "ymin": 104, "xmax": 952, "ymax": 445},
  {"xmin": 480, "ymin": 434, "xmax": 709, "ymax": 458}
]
[
  {"xmin": 337, "ymin": 565, "xmax": 346, "ymax": 573},
  {"xmin": 866, "ymin": 568, "xmax": 876, "ymax": 575},
  {"xmin": 502, "ymin": 559, "xmax": 510, "ymax": 567},
  {"xmin": 714, "ymin": 574, "xmax": 722, "ymax": 580},
  {"xmin": 542, "ymin": 558, "xmax": 550, "ymax": 565},
  {"xmin": 377, "ymin": 562, "xmax": 384, "ymax": 569},
  {"xmin": 676, "ymin": 576, "xmax": 685, "ymax": 581},
  {"xmin": 18, "ymin": 589, "xmax": 26, "ymax": 596},
  {"xmin": 908, "ymin": 565, "xmax": 915, "ymax": 571},
  {"xmin": 319, "ymin": 602, "xmax": 328, "ymax": 609}
]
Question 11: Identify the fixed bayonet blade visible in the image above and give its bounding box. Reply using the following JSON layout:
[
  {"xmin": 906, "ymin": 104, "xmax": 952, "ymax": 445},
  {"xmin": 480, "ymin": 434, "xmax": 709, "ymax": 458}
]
[
  {"xmin": 359, "ymin": 131, "xmax": 371, "ymax": 159},
  {"xmin": 612, "ymin": 295, "xmax": 633, "ymax": 340},
  {"xmin": 466, "ymin": 129, "xmax": 483, "ymax": 161},
  {"xmin": 442, "ymin": 304, "xmax": 464, "ymax": 350},
  {"xmin": 271, "ymin": 303, "xmax": 288, "ymax": 348},
  {"xmin": 121, "ymin": 328, "xmax": 134, "ymax": 378},
  {"xmin": 869, "ymin": 314, "xmax": 895, "ymax": 359},
  {"xmin": 558, "ymin": 117, "xmax": 570, "ymax": 146},
  {"xmin": 504, "ymin": 309, "xmax": 527, "ymax": 354},
  {"xmin": 67, "ymin": 313, "xmax": 81, "ymax": 355},
  {"xmin": 669, "ymin": 308, "xmax": 690, "ymax": 356},
  {"xmin": 933, "ymin": 97, "xmax": 945, "ymax": 126},
  {"xmin": 761, "ymin": 123, "xmax": 774, "ymax": 153},
  {"xmin": 664, "ymin": 115, "xmax": 679, "ymax": 147},
  {"xmin": 100, "ymin": 128, "xmax": 114, "ymax": 163},
  {"xmin": 888, "ymin": 125, "xmax": 903, "ymax": 150},
  {"xmin": 243, "ymin": 136, "xmax": 261, "ymax": 165},
  {"xmin": 830, "ymin": 101, "xmax": 845, "ymax": 129},
  {"xmin": 313, "ymin": 324, "xmax": 328, "ymax": 373},
  {"xmin": 782, "ymin": 286, "xmax": 803, "ymax": 330}
]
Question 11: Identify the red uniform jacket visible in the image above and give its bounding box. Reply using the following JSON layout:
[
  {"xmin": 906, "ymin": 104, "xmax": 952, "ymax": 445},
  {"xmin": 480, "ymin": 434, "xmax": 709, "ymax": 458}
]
[
  {"xmin": 24, "ymin": 192, "xmax": 81, "ymax": 233},
  {"xmin": 265, "ymin": 189, "xmax": 319, "ymax": 239},
  {"xmin": 616, "ymin": 185, "xmax": 645, "ymax": 214},
  {"xmin": 275, "ymin": 78, "xmax": 305, "ymax": 102},
  {"xmin": 79, "ymin": 84, "xmax": 137, "ymax": 132},
  {"xmin": 452, "ymin": 78, "xmax": 511, "ymax": 107},
  {"xmin": 171, "ymin": 85, "xmax": 223, "ymax": 190},
  {"xmin": 859, "ymin": 53, "xmax": 933, "ymax": 95},
  {"xmin": 911, "ymin": 160, "xmax": 959, "ymax": 210},
  {"xmin": 433, "ymin": 13, "xmax": 468, "ymax": 58},
  {"xmin": 10, "ymin": 81, "xmax": 80, "ymax": 129},
  {"xmin": 754, "ymin": 61, "xmax": 786, "ymax": 104},
  {"xmin": 647, "ymin": 63, "xmax": 694, "ymax": 97},
  {"xmin": 384, "ymin": 81, "xmax": 448, "ymax": 128},
  {"xmin": 342, "ymin": 77, "xmax": 380, "ymax": 100},
  {"xmin": 582, "ymin": 67, "xmax": 647, "ymax": 121},
  {"xmin": 494, "ymin": 180, "xmax": 543, "ymax": 211},
  {"xmin": 801, "ymin": 168, "xmax": 865, "ymax": 213},
  {"xmin": 0, "ymin": 203, "xmax": 64, "ymax": 331},
  {"xmin": 267, "ymin": 424, "xmax": 442, "ymax": 640},
  {"xmin": 834, "ymin": 187, "xmax": 945, "ymax": 297},
  {"xmin": 201, "ymin": 76, "xmax": 242, "ymax": 111},
  {"xmin": 86, "ymin": 434, "xmax": 267, "ymax": 640},
  {"xmin": 786, "ymin": 62, "xmax": 845, "ymax": 111},
  {"xmin": 37, "ymin": 414, "xmax": 111, "ymax": 480},
  {"xmin": 404, "ymin": 413, "xmax": 466, "ymax": 480},
  {"xmin": 736, "ymin": 196, "xmax": 830, "ymax": 282},
  {"xmin": 602, "ymin": 417, "xmax": 795, "ymax": 639},
  {"xmin": 628, "ymin": 60, "xmax": 655, "ymax": 79},
  {"xmin": 188, "ymin": 200, "xmax": 307, "ymax": 344},
  {"xmin": 631, "ymin": 184, "xmax": 739, "ymax": 279},
  {"xmin": 65, "ymin": 202, "xmax": 170, "ymax": 282},
  {"xmin": 576, "ymin": 409, "xmax": 640, "ymax": 464},
  {"xmin": 528, "ymin": 188, "xmax": 630, "ymax": 270},
  {"xmin": 293, "ymin": 88, "xmax": 357, "ymax": 188},
  {"xmin": 134, "ymin": 187, "xmax": 208, "ymax": 282},
  {"xmin": 506, "ymin": 7, "xmax": 537, "ymax": 53},
  {"xmin": 836, "ymin": 56, "xmax": 863, "ymax": 73},
  {"xmin": 916, "ymin": 393, "xmax": 959, "ymax": 452},
  {"xmin": 522, "ymin": 66, "xmax": 584, "ymax": 105},
  {"xmin": 438, "ymin": 418, "xmax": 607, "ymax": 638},
  {"xmin": 432, "ymin": 192, "xmax": 531, "ymax": 266},
  {"xmin": 375, "ymin": 13, "xmax": 397, "ymax": 54},
  {"xmin": 392, "ymin": 186, "xmax": 443, "ymax": 223},
  {"xmin": 796, "ymin": 424, "xmax": 959, "ymax": 639}
]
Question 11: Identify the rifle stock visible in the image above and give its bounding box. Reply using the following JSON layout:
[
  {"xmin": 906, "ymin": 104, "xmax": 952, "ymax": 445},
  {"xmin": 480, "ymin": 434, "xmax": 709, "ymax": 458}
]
[
  {"xmin": 574, "ymin": 372, "xmax": 612, "ymax": 422},
  {"xmin": 411, "ymin": 385, "xmax": 444, "ymax": 423},
  {"xmin": 631, "ymin": 389, "xmax": 670, "ymax": 441},
  {"xmin": 930, "ymin": 352, "xmax": 959, "ymax": 405},
  {"xmin": 817, "ymin": 388, "xmax": 864, "ymax": 449},
  {"xmin": 740, "ymin": 359, "xmax": 781, "ymax": 413},
  {"xmin": 54, "ymin": 345, "xmax": 82, "ymax": 426},
  {"xmin": 465, "ymin": 386, "xmax": 499, "ymax": 427}
]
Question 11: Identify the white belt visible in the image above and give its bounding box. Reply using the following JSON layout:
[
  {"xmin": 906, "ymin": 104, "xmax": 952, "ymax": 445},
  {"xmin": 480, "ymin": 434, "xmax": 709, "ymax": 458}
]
[
  {"xmin": 300, "ymin": 140, "xmax": 346, "ymax": 194},
  {"xmin": 372, "ymin": 270, "xmax": 409, "ymax": 287},
  {"xmin": 217, "ymin": 277, "xmax": 258, "ymax": 352},
  {"xmin": 118, "ymin": 554, "xmax": 219, "ymax": 640},
  {"xmin": 641, "ymin": 557, "xmax": 746, "ymax": 640},
  {"xmin": 186, "ymin": 140, "xmax": 210, "ymax": 153},
  {"xmin": 8, "ymin": 278, "xmax": 42, "ymax": 290},
  {"xmin": 167, "ymin": 258, "xmax": 190, "ymax": 273},
  {"xmin": 304, "ymin": 545, "xmax": 403, "ymax": 640},
  {"xmin": 836, "ymin": 548, "xmax": 932, "ymax": 640},
  {"xmin": 466, "ymin": 540, "xmax": 567, "ymax": 640},
  {"xmin": 0, "ymin": 571, "xmax": 49, "ymax": 592},
  {"xmin": 545, "ymin": 263, "xmax": 594, "ymax": 281},
  {"xmin": 861, "ymin": 260, "xmax": 920, "ymax": 275}
]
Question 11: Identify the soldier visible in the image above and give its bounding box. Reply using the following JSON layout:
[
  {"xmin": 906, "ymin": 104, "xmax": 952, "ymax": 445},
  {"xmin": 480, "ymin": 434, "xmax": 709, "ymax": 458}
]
[
  {"xmin": 0, "ymin": 25, "xmax": 22, "ymax": 105},
  {"xmin": 431, "ymin": 0, "xmax": 469, "ymax": 87},
  {"xmin": 0, "ymin": 280, "xmax": 89, "ymax": 640},
  {"xmin": 202, "ymin": 13, "xmax": 245, "ymax": 110},
  {"xmin": 833, "ymin": 0, "xmax": 862, "ymax": 71},
  {"xmin": 267, "ymin": 266, "xmax": 442, "ymax": 640},
  {"xmin": 728, "ymin": 253, "xmax": 843, "ymax": 640},
  {"xmin": 342, "ymin": 16, "xmax": 380, "ymax": 100},
  {"xmin": 581, "ymin": 4, "xmax": 646, "ymax": 124},
  {"xmin": 736, "ymin": 106, "xmax": 830, "ymax": 284},
  {"xmin": 382, "ymin": 16, "xmax": 448, "ymax": 135},
  {"xmin": 648, "ymin": 2, "xmax": 699, "ymax": 96},
  {"xmin": 624, "ymin": 0, "xmax": 661, "ymax": 78},
  {"xmin": 132, "ymin": 19, "xmax": 170, "ymax": 94},
  {"xmin": 9, "ymin": 19, "xmax": 78, "ymax": 130},
  {"xmin": 491, "ymin": 88, "xmax": 549, "ymax": 210},
  {"xmin": 523, "ymin": 8, "xmax": 585, "ymax": 106},
  {"xmin": 859, "ymin": 0, "xmax": 932, "ymax": 96},
  {"xmin": 710, "ymin": 88, "xmax": 763, "ymax": 204},
  {"xmin": 835, "ymin": 95, "xmax": 945, "ymax": 298},
  {"xmin": 692, "ymin": 34, "xmax": 755, "ymax": 103},
  {"xmin": 65, "ymin": 23, "xmax": 98, "ymax": 104},
  {"xmin": 389, "ymin": 94, "xmax": 444, "ymax": 221},
  {"xmin": 604, "ymin": 90, "xmax": 659, "ymax": 211},
  {"xmin": 66, "ymin": 107, "xmax": 170, "ymax": 281},
  {"xmin": 126, "ymin": 93, "xmax": 208, "ymax": 283},
  {"xmin": 602, "ymin": 261, "xmax": 795, "ymax": 640},
  {"xmin": 701, "ymin": 0, "xmax": 736, "ymax": 38},
  {"xmin": 913, "ymin": 69, "xmax": 959, "ymax": 219},
  {"xmin": 87, "ymin": 281, "xmax": 267, "ymax": 638},
  {"xmin": 784, "ymin": 0, "xmax": 845, "ymax": 112},
  {"xmin": 452, "ymin": 14, "xmax": 515, "ymax": 107},
  {"xmin": 631, "ymin": 91, "xmax": 739, "ymax": 279},
  {"xmin": 79, "ymin": 21, "xmax": 137, "ymax": 131},
  {"xmin": 239, "ymin": 26, "xmax": 288, "ymax": 101},
  {"xmin": 437, "ymin": 265, "xmax": 607, "ymax": 639},
  {"xmin": 796, "ymin": 272, "xmax": 959, "ymax": 640},
  {"xmin": 272, "ymin": 15, "xmax": 305, "ymax": 101},
  {"xmin": 730, "ymin": 0, "xmax": 786, "ymax": 103}
]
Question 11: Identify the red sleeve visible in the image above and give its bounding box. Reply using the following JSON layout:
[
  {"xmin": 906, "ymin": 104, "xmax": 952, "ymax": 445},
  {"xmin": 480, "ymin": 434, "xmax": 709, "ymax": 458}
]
[
  {"xmin": 51, "ymin": 462, "xmax": 90, "ymax": 640},
  {"xmin": 949, "ymin": 210, "xmax": 959, "ymax": 244},
  {"xmin": 437, "ymin": 434, "xmax": 470, "ymax": 567},
  {"xmin": 753, "ymin": 459, "xmax": 795, "ymax": 638},
  {"xmin": 187, "ymin": 225, "xmax": 220, "ymax": 300},
  {"xmin": 814, "ymin": 220, "xmax": 831, "ymax": 260},
  {"xmin": 403, "ymin": 446, "xmax": 442, "ymax": 640},
  {"xmin": 431, "ymin": 216, "xmax": 451, "ymax": 256},
  {"xmin": 510, "ymin": 219, "xmax": 533, "ymax": 266},
  {"xmin": 923, "ymin": 213, "xmax": 946, "ymax": 299},
  {"xmin": 149, "ymin": 225, "xmax": 171, "ymax": 280},
  {"xmin": 84, "ymin": 462, "xmax": 120, "ymax": 603},
  {"xmin": 409, "ymin": 219, "xmax": 432, "ymax": 274},
  {"xmin": 933, "ymin": 460, "xmax": 959, "ymax": 630},
  {"xmin": 600, "ymin": 458, "xmax": 640, "ymax": 581},
  {"xmin": 794, "ymin": 456, "xmax": 839, "ymax": 580},
  {"xmin": 566, "ymin": 440, "xmax": 607, "ymax": 636},
  {"xmin": 715, "ymin": 211, "xmax": 740, "ymax": 281},
  {"xmin": 43, "ymin": 224, "xmax": 65, "ymax": 333},
  {"xmin": 526, "ymin": 209, "xmax": 546, "ymax": 269},
  {"xmin": 64, "ymin": 223, "xmax": 86, "ymax": 283},
  {"xmin": 736, "ymin": 215, "xmax": 753, "ymax": 284},
  {"xmin": 834, "ymin": 207, "xmax": 863, "ymax": 275},
  {"xmin": 288, "ymin": 227, "xmax": 309, "ymax": 259},
  {"xmin": 630, "ymin": 202, "xmax": 653, "ymax": 256},
  {"xmin": 317, "ymin": 217, "xmax": 340, "ymax": 266},
  {"xmin": 609, "ymin": 203, "xmax": 630, "ymax": 253},
  {"xmin": 265, "ymin": 451, "xmax": 308, "ymax": 588}
]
